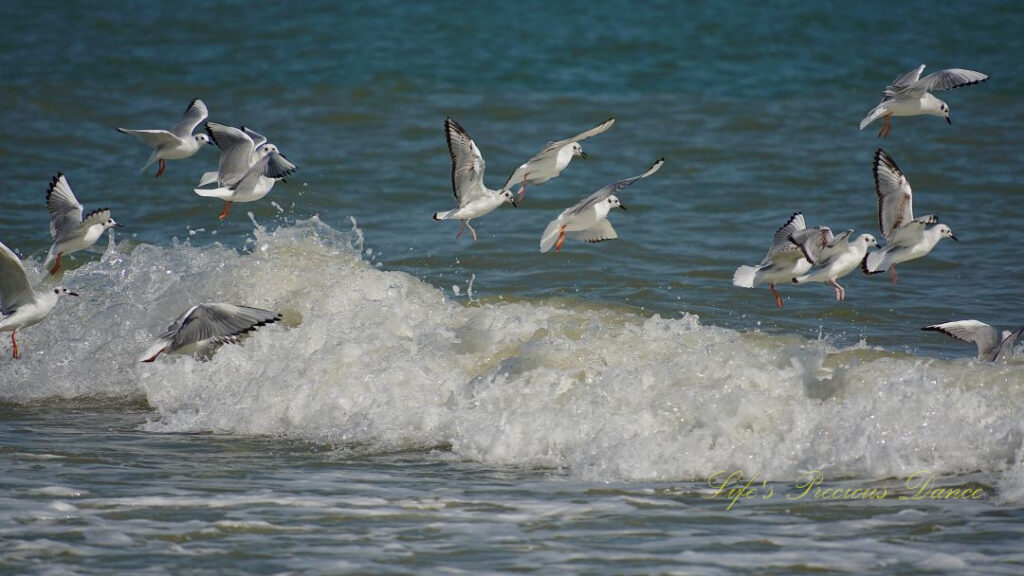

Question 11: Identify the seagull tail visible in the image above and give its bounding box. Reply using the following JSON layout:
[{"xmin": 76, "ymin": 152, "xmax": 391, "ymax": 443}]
[
  {"xmin": 140, "ymin": 149, "xmax": 159, "ymax": 173},
  {"xmin": 42, "ymin": 244, "xmax": 58, "ymax": 268},
  {"xmin": 193, "ymin": 186, "xmax": 234, "ymax": 200},
  {"xmin": 432, "ymin": 210, "xmax": 454, "ymax": 222},
  {"xmin": 197, "ymin": 171, "xmax": 219, "ymax": 188},
  {"xmin": 732, "ymin": 265, "xmax": 760, "ymax": 288},
  {"xmin": 859, "ymin": 103, "xmax": 888, "ymax": 130},
  {"xmin": 539, "ymin": 220, "xmax": 563, "ymax": 253}
]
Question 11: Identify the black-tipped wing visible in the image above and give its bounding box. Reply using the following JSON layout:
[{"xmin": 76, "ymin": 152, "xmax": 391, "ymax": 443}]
[
  {"xmin": 242, "ymin": 126, "xmax": 267, "ymax": 149},
  {"xmin": 567, "ymin": 158, "xmax": 664, "ymax": 217},
  {"xmin": 46, "ymin": 173, "xmax": 85, "ymax": 241},
  {"xmin": 445, "ymin": 117, "xmax": 487, "ymax": 205},
  {"xmin": 233, "ymin": 151, "xmax": 297, "ymax": 191},
  {"xmin": 170, "ymin": 99, "xmax": 209, "ymax": 139},
  {"xmin": 162, "ymin": 303, "xmax": 281, "ymax": 353},
  {"xmin": 873, "ymin": 149, "xmax": 914, "ymax": 242},
  {"xmin": 914, "ymin": 68, "xmax": 989, "ymax": 93},
  {"xmin": 923, "ymin": 320, "xmax": 1002, "ymax": 361},
  {"xmin": 764, "ymin": 212, "xmax": 806, "ymax": 261}
]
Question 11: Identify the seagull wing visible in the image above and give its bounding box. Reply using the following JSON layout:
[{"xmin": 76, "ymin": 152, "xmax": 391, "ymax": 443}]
[
  {"xmin": 232, "ymin": 150, "xmax": 297, "ymax": 192},
  {"xmin": 116, "ymin": 128, "xmax": 182, "ymax": 148},
  {"xmin": 882, "ymin": 64, "xmax": 926, "ymax": 99},
  {"xmin": 0, "ymin": 241, "xmax": 36, "ymax": 314},
  {"xmin": 46, "ymin": 173, "xmax": 85, "ymax": 241},
  {"xmin": 166, "ymin": 303, "xmax": 281, "ymax": 353},
  {"xmin": 763, "ymin": 212, "xmax": 806, "ymax": 262},
  {"xmin": 567, "ymin": 158, "xmax": 664, "ymax": 217},
  {"xmin": 170, "ymin": 99, "xmax": 209, "ymax": 139},
  {"xmin": 923, "ymin": 320, "xmax": 1001, "ymax": 361},
  {"xmin": 912, "ymin": 68, "xmax": 989, "ymax": 93},
  {"xmin": 242, "ymin": 126, "xmax": 267, "ymax": 149},
  {"xmin": 538, "ymin": 117, "xmax": 616, "ymax": 154},
  {"xmin": 445, "ymin": 117, "xmax": 488, "ymax": 206},
  {"xmin": 873, "ymin": 149, "xmax": 914, "ymax": 242},
  {"xmin": 566, "ymin": 219, "xmax": 618, "ymax": 243},
  {"xmin": 206, "ymin": 122, "xmax": 256, "ymax": 187},
  {"xmin": 789, "ymin": 226, "xmax": 836, "ymax": 265}
]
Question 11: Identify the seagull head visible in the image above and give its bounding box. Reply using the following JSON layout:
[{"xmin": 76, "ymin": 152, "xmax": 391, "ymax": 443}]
[
  {"xmin": 53, "ymin": 287, "xmax": 79, "ymax": 298},
  {"xmin": 859, "ymin": 234, "xmax": 879, "ymax": 248},
  {"xmin": 572, "ymin": 142, "xmax": 587, "ymax": 159},
  {"xmin": 500, "ymin": 189, "xmax": 518, "ymax": 208},
  {"xmin": 195, "ymin": 133, "xmax": 214, "ymax": 146},
  {"xmin": 105, "ymin": 216, "xmax": 122, "ymax": 229},
  {"xmin": 936, "ymin": 224, "xmax": 957, "ymax": 241},
  {"xmin": 607, "ymin": 194, "xmax": 626, "ymax": 211}
]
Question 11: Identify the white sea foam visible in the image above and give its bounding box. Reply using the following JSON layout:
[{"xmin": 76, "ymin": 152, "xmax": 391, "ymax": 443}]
[{"xmin": 1, "ymin": 217, "xmax": 1022, "ymax": 492}]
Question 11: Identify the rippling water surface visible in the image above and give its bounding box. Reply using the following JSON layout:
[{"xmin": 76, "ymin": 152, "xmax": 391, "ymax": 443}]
[{"xmin": 1, "ymin": 1, "xmax": 1022, "ymax": 574}]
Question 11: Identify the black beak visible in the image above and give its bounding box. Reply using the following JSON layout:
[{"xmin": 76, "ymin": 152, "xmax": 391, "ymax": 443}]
[
  {"xmin": 68, "ymin": 291, "xmax": 79, "ymax": 297},
  {"xmin": 946, "ymin": 115, "xmax": 952, "ymax": 125},
  {"xmin": 511, "ymin": 200, "xmax": 518, "ymax": 208},
  {"xmin": 619, "ymin": 203, "xmax": 627, "ymax": 211},
  {"xmin": 114, "ymin": 223, "xmax": 125, "ymax": 228},
  {"xmin": 579, "ymin": 151, "xmax": 588, "ymax": 159},
  {"xmin": 950, "ymin": 233, "xmax": 959, "ymax": 242}
]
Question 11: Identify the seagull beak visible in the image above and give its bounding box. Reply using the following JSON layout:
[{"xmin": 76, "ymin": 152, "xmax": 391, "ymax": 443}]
[
  {"xmin": 114, "ymin": 223, "xmax": 125, "ymax": 228},
  {"xmin": 510, "ymin": 199, "xmax": 518, "ymax": 208},
  {"xmin": 950, "ymin": 233, "xmax": 959, "ymax": 242},
  {"xmin": 618, "ymin": 203, "xmax": 627, "ymax": 211},
  {"xmin": 68, "ymin": 291, "xmax": 79, "ymax": 297},
  {"xmin": 578, "ymin": 151, "xmax": 588, "ymax": 159},
  {"xmin": 945, "ymin": 114, "xmax": 952, "ymax": 125}
]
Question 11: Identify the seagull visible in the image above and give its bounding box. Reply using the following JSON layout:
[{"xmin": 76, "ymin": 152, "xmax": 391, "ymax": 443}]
[
  {"xmin": 862, "ymin": 149, "xmax": 957, "ymax": 283},
  {"xmin": 732, "ymin": 212, "xmax": 813, "ymax": 308},
  {"xmin": 432, "ymin": 117, "xmax": 518, "ymax": 242},
  {"xmin": 117, "ymin": 99, "xmax": 213, "ymax": 177},
  {"xmin": 0, "ymin": 240, "xmax": 78, "ymax": 359},
  {"xmin": 140, "ymin": 303, "xmax": 281, "ymax": 362},
  {"xmin": 43, "ymin": 172, "xmax": 120, "ymax": 275},
  {"xmin": 922, "ymin": 320, "xmax": 1023, "ymax": 362},
  {"xmin": 194, "ymin": 122, "xmax": 296, "ymax": 220},
  {"xmin": 502, "ymin": 117, "xmax": 615, "ymax": 200},
  {"xmin": 790, "ymin": 227, "xmax": 879, "ymax": 301},
  {"xmin": 859, "ymin": 65, "xmax": 988, "ymax": 138},
  {"xmin": 197, "ymin": 126, "xmax": 267, "ymax": 188},
  {"xmin": 539, "ymin": 158, "xmax": 664, "ymax": 253}
]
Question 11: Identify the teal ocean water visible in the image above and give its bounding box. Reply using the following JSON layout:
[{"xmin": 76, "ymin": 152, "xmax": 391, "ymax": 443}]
[{"xmin": 2, "ymin": 1, "xmax": 1023, "ymax": 573}]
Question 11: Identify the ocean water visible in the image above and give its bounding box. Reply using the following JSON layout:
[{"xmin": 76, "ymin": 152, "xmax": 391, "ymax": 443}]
[{"xmin": 1, "ymin": 1, "xmax": 1023, "ymax": 574}]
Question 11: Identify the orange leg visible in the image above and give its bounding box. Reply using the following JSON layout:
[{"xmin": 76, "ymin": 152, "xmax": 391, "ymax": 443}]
[
  {"xmin": 11, "ymin": 331, "xmax": 19, "ymax": 360},
  {"xmin": 517, "ymin": 174, "xmax": 528, "ymax": 201},
  {"xmin": 466, "ymin": 220, "xmax": 478, "ymax": 242},
  {"xmin": 888, "ymin": 265, "xmax": 898, "ymax": 284},
  {"xmin": 770, "ymin": 283, "xmax": 783, "ymax": 308},
  {"xmin": 877, "ymin": 114, "xmax": 892, "ymax": 138},
  {"xmin": 828, "ymin": 279, "xmax": 845, "ymax": 301},
  {"xmin": 49, "ymin": 252, "xmax": 63, "ymax": 275},
  {"xmin": 155, "ymin": 158, "xmax": 166, "ymax": 178},
  {"xmin": 554, "ymin": 226, "xmax": 567, "ymax": 253},
  {"xmin": 141, "ymin": 348, "xmax": 164, "ymax": 363},
  {"xmin": 218, "ymin": 201, "xmax": 233, "ymax": 220},
  {"xmin": 456, "ymin": 221, "xmax": 465, "ymax": 240}
]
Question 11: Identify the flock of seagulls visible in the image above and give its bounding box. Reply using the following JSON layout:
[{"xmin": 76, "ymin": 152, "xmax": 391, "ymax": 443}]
[
  {"xmin": 0, "ymin": 65, "xmax": 1019, "ymax": 362},
  {"xmin": 1, "ymin": 100, "xmax": 291, "ymax": 360},
  {"xmin": 733, "ymin": 64, "xmax": 1019, "ymax": 360}
]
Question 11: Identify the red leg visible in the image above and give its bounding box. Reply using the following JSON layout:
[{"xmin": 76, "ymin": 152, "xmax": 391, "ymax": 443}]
[
  {"xmin": 141, "ymin": 348, "xmax": 164, "ymax": 363},
  {"xmin": 878, "ymin": 114, "xmax": 892, "ymax": 138},
  {"xmin": 518, "ymin": 174, "xmax": 528, "ymax": 201},
  {"xmin": 456, "ymin": 220, "xmax": 466, "ymax": 240},
  {"xmin": 218, "ymin": 201, "xmax": 232, "ymax": 220},
  {"xmin": 828, "ymin": 279, "xmax": 845, "ymax": 301},
  {"xmin": 156, "ymin": 158, "xmax": 166, "ymax": 178},
  {"xmin": 888, "ymin": 265, "xmax": 898, "ymax": 284},
  {"xmin": 466, "ymin": 220, "xmax": 478, "ymax": 242},
  {"xmin": 770, "ymin": 283, "xmax": 783, "ymax": 308},
  {"xmin": 49, "ymin": 252, "xmax": 63, "ymax": 275},
  {"xmin": 554, "ymin": 226, "xmax": 567, "ymax": 253},
  {"xmin": 11, "ymin": 331, "xmax": 19, "ymax": 360}
]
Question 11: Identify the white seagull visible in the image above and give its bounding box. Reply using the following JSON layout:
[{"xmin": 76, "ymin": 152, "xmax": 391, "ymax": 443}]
[
  {"xmin": 540, "ymin": 158, "xmax": 664, "ymax": 253},
  {"xmin": 859, "ymin": 65, "xmax": 988, "ymax": 138},
  {"xmin": 44, "ymin": 172, "xmax": 120, "ymax": 275},
  {"xmin": 194, "ymin": 122, "xmax": 296, "ymax": 220},
  {"xmin": 197, "ymin": 126, "xmax": 267, "ymax": 188},
  {"xmin": 0, "ymin": 240, "xmax": 78, "ymax": 359},
  {"xmin": 923, "ymin": 320, "xmax": 1023, "ymax": 362},
  {"xmin": 502, "ymin": 117, "xmax": 615, "ymax": 200},
  {"xmin": 732, "ymin": 212, "xmax": 813, "ymax": 308},
  {"xmin": 862, "ymin": 149, "xmax": 957, "ymax": 282},
  {"xmin": 790, "ymin": 227, "xmax": 879, "ymax": 301},
  {"xmin": 432, "ymin": 117, "xmax": 518, "ymax": 242},
  {"xmin": 140, "ymin": 303, "xmax": 281, "ymax": 362},
  {"xmin": 117, "ymin": 99, "xmax": 213, "ymax": 177}
]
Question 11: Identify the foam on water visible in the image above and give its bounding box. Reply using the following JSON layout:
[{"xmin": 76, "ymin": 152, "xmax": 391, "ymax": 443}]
[{"xmin": 2, "ymin": 218, "xmax": 1022, "ymax": 491}]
